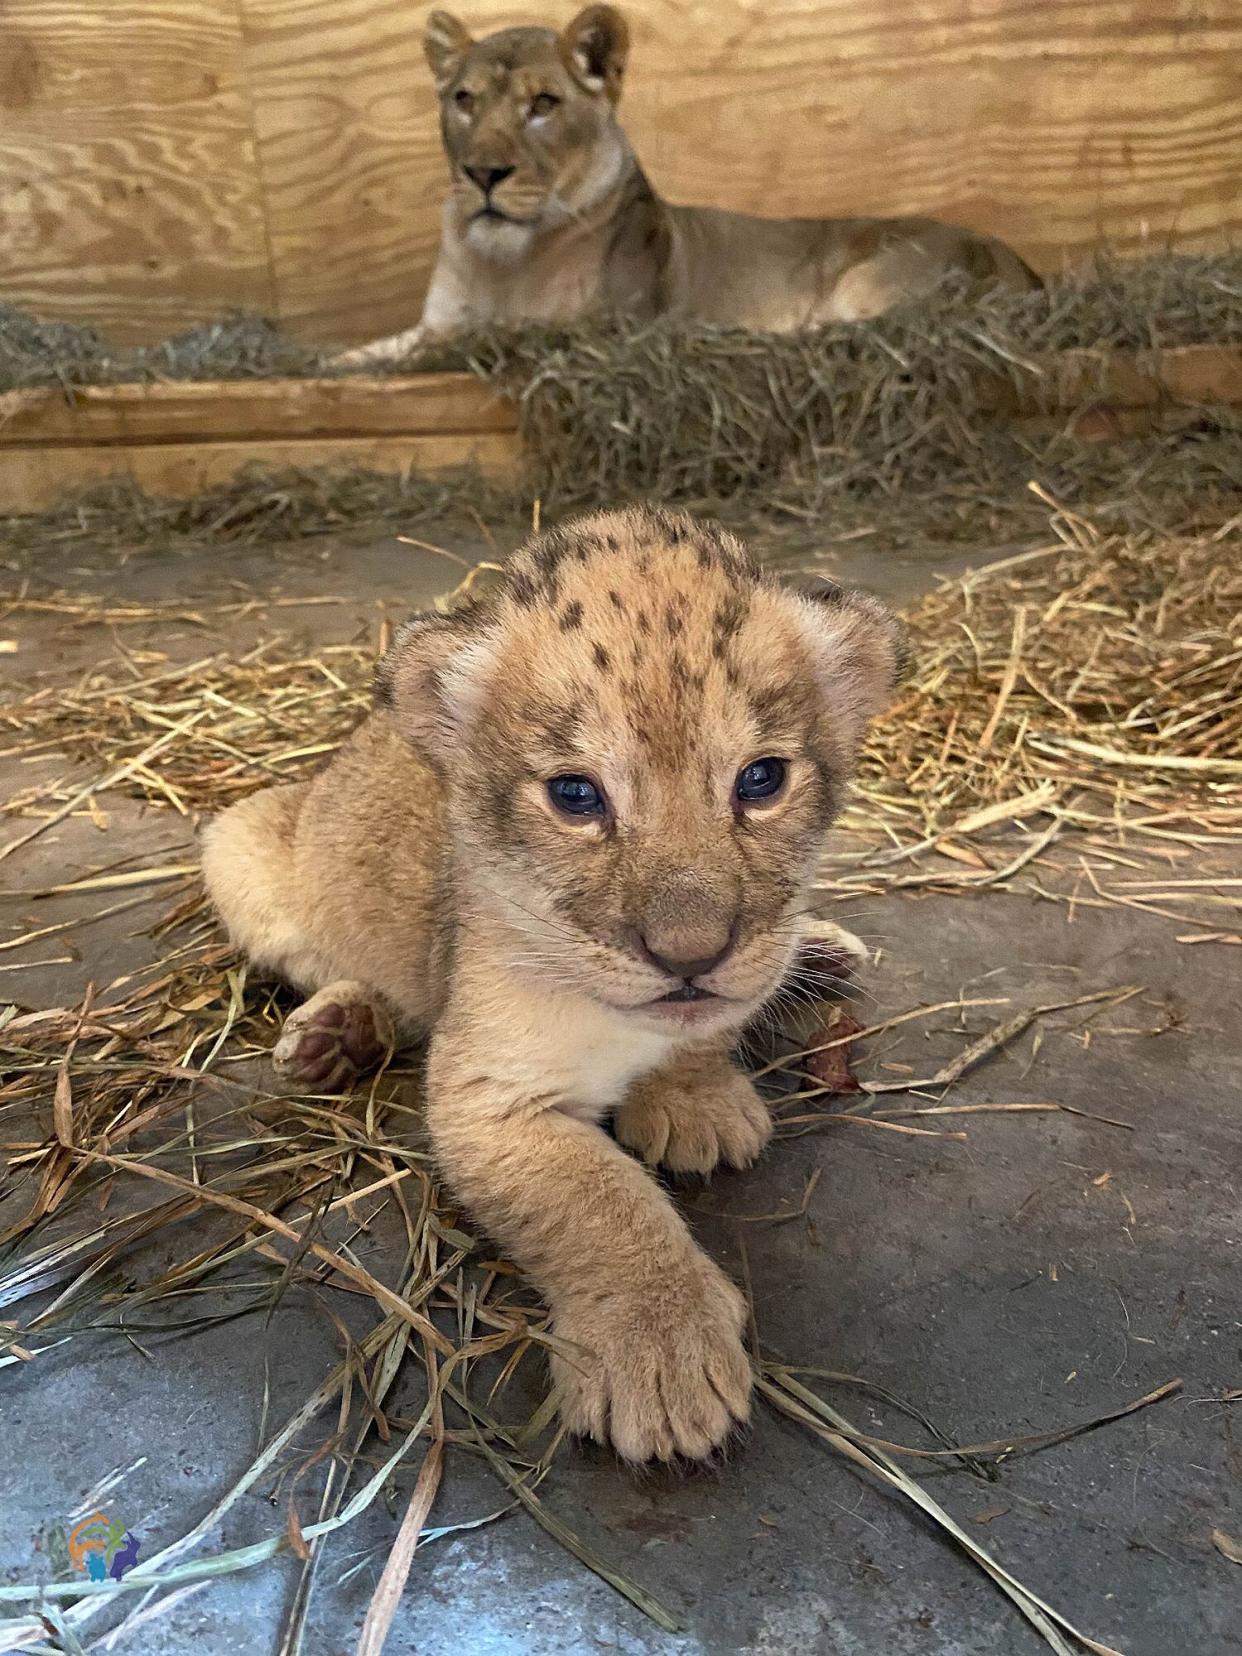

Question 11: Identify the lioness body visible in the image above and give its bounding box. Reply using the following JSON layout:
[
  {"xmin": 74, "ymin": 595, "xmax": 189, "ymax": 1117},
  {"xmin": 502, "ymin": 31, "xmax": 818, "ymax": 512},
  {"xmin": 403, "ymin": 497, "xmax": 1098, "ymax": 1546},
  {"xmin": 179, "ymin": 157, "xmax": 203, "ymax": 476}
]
[
  {"xmin": 202, "ymin": 508, "xmax": 902, "ymax": 1460},
  {"xmin": 341, "ymin": 5, "xmax": 1038, "ymax": 364}
]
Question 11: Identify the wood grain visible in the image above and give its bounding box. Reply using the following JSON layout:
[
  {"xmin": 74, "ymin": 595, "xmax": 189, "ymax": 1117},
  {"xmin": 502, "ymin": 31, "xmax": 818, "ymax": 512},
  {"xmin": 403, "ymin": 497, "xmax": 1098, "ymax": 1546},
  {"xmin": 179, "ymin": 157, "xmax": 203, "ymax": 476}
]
[
  {"xmin": 0, "ymin": 431, "xmax": 521, "ymax": 511},
  {"xmin": 238, "ymin": 0, "xmax": 450, "ymax": 344},
  {"xmin": 0, "ymin": 1, "xmax": 273, "ymax": 342},
  {"xmin": 0, "ymin": 373, "xmax": 518, "ymax": 445}
]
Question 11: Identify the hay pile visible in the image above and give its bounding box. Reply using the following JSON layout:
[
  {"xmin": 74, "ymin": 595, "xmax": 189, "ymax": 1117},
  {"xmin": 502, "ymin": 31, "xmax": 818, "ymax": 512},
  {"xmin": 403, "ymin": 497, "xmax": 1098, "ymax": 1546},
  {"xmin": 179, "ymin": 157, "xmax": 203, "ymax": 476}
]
[
  {"xmin": 0, "ymin": 254, "xmax": 1239, "ymax": 546},
  {"xmin": 848, "ymin": 505, "xmax": 1242, "ymax": 831},
  {"xmin": 449, "ymin": 255, "xmax": 1242, "ymax": 526}
]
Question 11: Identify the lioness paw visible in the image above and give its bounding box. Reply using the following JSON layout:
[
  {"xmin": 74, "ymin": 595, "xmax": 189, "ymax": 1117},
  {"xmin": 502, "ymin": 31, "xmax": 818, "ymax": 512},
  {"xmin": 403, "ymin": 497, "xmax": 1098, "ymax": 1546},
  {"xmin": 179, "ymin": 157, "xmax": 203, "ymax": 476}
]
[
  {"xmin": 272, "ymin": 981, "xmax": 393, "ymax": 1093},
  {"xmin": 552, "ymin": 1257, "xmax": 751, "ymax": 1463},
  {"xmin": 615, "ymin": 1067, "xmax": 771, "ymax": 1175}
]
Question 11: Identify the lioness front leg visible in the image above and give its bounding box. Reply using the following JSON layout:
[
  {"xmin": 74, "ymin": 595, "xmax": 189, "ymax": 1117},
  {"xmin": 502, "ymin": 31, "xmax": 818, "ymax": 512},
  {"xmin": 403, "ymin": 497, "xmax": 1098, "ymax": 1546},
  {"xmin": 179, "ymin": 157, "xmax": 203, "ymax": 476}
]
[
  {"xmin": 614, "ymin": 1042, "xmax": 772, "ymax": 1175},
  {"xmin": 330, "ymin": 324, "xmax": 428, "ymax": 371},
  {"xmin": 427, "ymin": 1051, "xmax": 751, "ymax": 1462}
]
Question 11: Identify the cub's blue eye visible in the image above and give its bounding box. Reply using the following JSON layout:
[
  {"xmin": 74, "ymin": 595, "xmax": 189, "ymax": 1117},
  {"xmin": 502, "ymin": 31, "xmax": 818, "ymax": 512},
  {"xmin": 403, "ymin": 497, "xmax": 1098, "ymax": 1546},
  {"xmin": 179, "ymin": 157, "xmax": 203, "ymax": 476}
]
[
  {"xmin": 735, "ymin": 757, "xmax": 787, "ymax": 804},
  {"xmin": 547, "ymin": 774, "xmax": 606, "ymax": 817}
]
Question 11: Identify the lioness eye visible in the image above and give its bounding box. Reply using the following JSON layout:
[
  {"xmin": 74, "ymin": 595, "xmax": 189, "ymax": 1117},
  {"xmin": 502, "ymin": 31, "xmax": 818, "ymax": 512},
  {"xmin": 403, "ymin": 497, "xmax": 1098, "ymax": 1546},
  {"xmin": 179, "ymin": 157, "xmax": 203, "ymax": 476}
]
[
  {"xmin": 529, "ymin": 92, "xmax": 560, "ymax": 117},
  {"xmin": 547, "ymin": 774, "xmax": 606, "ymax": 817},
  {"xmin": 454, "ymin": 88, "xmax": 474, "ymax": 111},
  {"xmin": 735, "ymin": 757, "xmax": 787, "ymax": 804}
]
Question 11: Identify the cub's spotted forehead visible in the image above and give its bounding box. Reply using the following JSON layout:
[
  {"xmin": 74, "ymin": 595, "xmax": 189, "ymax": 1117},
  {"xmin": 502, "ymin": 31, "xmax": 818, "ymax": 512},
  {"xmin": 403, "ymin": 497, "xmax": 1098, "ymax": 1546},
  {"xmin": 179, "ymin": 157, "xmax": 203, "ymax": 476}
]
[
  {"xmin": 461, "ymin": 507, "xmax": 825, "ymax": 768},
  {"xmin": 503, "ymin": 507, "xmax": 755, "ymax": 622}
]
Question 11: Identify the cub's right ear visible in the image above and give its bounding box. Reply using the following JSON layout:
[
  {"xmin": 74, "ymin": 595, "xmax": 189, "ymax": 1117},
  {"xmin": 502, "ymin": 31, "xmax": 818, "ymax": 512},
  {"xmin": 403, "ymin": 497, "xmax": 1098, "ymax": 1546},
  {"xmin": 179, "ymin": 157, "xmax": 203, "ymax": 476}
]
[
  {"xmin": 424, "ymin": 10, "xmax": 474, "ymax": 90},
  {"xmin": 374, "ymin": 607, "xmax": 494, "ymax": 767}
]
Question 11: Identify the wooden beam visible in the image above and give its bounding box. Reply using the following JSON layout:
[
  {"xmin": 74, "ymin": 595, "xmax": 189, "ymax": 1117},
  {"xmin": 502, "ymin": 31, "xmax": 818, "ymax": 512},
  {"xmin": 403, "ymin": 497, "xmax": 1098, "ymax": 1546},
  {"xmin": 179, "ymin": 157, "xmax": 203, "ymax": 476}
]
[
  {"xmin": 0, "ymin": 431, "xmax": 521, "ymax": 512},
  {"xmin": 983, "ymin": 343, "xmax": 1242, "ymax": 415},
  {"xmin": 0, "ymin": 374, "xmax": 517, "ymax": 447},
  {"xmin": 0, "ymin": 343, "xmax": 1237, "ymax": 513}
]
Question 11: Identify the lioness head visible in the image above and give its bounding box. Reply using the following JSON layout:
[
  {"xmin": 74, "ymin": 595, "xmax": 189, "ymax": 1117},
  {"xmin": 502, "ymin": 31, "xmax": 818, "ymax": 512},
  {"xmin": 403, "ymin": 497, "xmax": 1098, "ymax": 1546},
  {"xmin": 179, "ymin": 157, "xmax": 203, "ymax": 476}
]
[
  {"xmin": 378, "ymin": 508, "xmax": 903, "ymax": 1037},
  {"xmin": 424, "ymin": 4, "xmax": 630, "ymax": 254}
]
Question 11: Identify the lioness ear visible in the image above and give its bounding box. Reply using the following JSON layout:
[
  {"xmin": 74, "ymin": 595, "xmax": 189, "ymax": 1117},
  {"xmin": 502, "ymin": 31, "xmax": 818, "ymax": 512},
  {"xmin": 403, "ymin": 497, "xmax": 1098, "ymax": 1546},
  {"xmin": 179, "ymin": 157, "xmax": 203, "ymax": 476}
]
[
  {"xmin": 786, "ymin": 577, "xmax": 909, "ymax": 759},
  {"xmin": 374, "ymin": 607, "xmax": 494, "ymax": 766},
  {"xmin": 561, "ymin": 4, "xmax": 629, "ymax": 100},
  {"xmin": 424, "ymin": 10, "xmax": 473, "ymax": 91}
]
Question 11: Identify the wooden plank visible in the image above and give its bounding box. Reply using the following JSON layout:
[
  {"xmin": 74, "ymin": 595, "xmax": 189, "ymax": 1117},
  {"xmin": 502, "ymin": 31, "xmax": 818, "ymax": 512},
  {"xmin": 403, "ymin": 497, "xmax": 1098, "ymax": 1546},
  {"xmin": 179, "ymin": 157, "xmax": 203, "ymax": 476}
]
[
  {"xmin": 1013, "ymin": 405, "xmax": 1215, "ymax": 443},
  {"xmin": 0, "ymin": 346, "xmax": 1233, "ymax": 457},
  {"xmin": 0, "ymin": 432, "xmax": 522, "ymax": 513},
  {"xmin": 0, "ymin": 1, "xmax": 273, "ymax": 342},
  {"xmin": 981, "ymin": 343, "xmax": 1242, "ymax": 414},
  {"xmin": 1043, "ymin": 344, "xmax": 1242, "ymax": 410},
  {"xmin": 0, "ymin": 374, "xmax": 518, "ymax": 446},
  {"xmin": 238, "ymin": 0, "xmax": 447, "ymax": 346}
]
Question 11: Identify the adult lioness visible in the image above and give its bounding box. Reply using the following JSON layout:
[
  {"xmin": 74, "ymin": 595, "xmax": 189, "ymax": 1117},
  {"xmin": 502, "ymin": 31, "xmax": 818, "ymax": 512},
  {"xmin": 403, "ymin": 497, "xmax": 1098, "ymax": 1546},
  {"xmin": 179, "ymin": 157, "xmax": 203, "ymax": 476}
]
[{"xmin": 338, "ymin": 3, "xmax": 1038, "ymax": 364}]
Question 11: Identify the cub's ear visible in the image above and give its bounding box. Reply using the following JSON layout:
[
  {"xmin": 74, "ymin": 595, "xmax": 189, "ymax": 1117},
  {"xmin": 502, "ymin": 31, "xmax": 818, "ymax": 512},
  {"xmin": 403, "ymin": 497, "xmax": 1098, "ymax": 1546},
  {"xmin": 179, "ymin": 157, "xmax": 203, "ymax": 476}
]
[
  {"xmin": 786, "ymin": 576, "xmax": 909, "ymax": 759},
  {"xmin": 374, "ymin": 606, "xmax": 494, "ymax": 767},
  {"xmin": 561, "ymin": 4, "xmax": 629, "ymax": 100},
  {"xmin": 424, "ymin": 10, "xmax": 474, "ymax": 91}
]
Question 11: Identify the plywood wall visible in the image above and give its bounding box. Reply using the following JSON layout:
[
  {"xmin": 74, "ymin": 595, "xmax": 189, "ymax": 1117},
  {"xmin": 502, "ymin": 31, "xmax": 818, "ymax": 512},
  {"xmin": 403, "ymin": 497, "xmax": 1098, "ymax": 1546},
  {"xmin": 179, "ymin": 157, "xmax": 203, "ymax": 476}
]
[{"xmin": 1, "ymin": 0, "xmax": 1239, "ymax": 345}]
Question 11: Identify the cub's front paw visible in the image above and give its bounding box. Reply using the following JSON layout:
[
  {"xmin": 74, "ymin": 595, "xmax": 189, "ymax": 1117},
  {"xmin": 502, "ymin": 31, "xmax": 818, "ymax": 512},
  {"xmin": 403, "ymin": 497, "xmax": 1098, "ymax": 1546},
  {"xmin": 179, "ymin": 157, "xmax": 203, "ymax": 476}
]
[
  {"xmin": 272, "ymin": 980, "xmax": 393, "ymax": 1093},
  {"xmin": 551, "ymin": 1255, "xmax": 752, "ymax": 1462},
  {"xmin": 615, "ymin": 1067, "xmax": 772, "ymax": 1175}
]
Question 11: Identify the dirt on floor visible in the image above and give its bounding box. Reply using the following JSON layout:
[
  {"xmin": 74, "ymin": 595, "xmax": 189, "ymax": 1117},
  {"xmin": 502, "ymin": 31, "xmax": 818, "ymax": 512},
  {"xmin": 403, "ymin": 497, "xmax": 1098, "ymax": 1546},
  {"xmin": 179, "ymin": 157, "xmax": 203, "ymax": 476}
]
[{"xmin": 0, "ymin": 516, "xmax": 1239, "ymax": 1656}]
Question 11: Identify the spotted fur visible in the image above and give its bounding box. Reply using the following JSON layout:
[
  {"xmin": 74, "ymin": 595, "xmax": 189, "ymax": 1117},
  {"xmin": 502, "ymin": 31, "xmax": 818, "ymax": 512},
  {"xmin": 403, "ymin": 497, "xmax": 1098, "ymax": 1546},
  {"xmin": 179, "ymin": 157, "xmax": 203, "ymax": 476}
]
[{"xmin": 202, "ymin": 506, "xmax": 902, "ymax": 1465}]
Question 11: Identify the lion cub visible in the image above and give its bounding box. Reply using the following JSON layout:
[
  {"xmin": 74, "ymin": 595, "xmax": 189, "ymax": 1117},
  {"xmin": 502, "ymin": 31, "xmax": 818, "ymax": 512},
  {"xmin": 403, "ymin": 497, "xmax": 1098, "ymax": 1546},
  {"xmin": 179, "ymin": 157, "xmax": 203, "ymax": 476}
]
[{"xmin": 201, "ymin": 508, "xmax": 902, "ymax": 1462}]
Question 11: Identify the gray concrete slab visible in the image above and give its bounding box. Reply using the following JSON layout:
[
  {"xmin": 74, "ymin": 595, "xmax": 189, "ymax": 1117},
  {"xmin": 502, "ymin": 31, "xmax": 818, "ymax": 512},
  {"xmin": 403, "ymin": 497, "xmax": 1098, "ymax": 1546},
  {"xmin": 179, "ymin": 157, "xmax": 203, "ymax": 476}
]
[{"xmin": 1, "ymin": 524, "xmax": 1238, "ymax": 1656}]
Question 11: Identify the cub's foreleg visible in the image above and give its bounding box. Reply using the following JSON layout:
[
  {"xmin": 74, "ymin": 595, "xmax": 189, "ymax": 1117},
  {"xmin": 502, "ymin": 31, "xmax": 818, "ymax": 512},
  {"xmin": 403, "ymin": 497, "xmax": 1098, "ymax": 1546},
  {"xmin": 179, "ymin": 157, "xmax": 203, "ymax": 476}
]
[{"xmin": 427, "ymin": 1027, "xmax": 752, "ymax": 1462}]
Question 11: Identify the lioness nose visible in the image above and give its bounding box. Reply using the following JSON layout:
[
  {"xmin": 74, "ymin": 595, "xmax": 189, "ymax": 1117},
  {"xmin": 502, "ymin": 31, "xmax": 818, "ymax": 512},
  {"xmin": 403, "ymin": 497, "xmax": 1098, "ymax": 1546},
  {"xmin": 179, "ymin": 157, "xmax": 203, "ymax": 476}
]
[
  {"xmin": 464, "ymin": 164, "xmax": 514, "ymax": 194},
  {"xmin": 636, "ymin": 920, "xmax": 739, "ymax": 982}
]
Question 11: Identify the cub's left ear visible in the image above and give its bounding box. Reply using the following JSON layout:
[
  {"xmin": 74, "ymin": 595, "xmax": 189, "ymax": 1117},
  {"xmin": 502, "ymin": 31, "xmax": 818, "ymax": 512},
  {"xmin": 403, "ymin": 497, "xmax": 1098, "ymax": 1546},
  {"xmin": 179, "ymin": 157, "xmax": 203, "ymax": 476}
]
[
  {"xmin": 561, "ymin": 4, "xmax": 629, "ymax": 100},
  {"xmin": 787, "ymin": 576, "xmax": 909, "ymax": 758}
]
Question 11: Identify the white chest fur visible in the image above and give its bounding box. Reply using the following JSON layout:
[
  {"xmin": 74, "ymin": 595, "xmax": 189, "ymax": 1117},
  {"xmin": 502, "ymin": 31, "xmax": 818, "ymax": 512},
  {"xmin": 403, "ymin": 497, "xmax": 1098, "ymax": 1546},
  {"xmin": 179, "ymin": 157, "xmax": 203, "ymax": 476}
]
[{"xmin": 465, "ymin": 971, "xmax": 674, "ymax": 1123}]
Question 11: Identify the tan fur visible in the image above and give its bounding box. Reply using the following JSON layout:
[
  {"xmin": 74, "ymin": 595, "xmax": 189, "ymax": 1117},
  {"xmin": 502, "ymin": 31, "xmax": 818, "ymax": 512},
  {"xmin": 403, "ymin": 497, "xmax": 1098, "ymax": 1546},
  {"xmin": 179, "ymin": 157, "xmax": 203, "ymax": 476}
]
[
  {"xmin": 337, "ymin": 4, "xmax": 1039, "ymax": 366},
  {"xmin": 201, "ymin": 507, "xmax": 903, "ymax": 1461}
]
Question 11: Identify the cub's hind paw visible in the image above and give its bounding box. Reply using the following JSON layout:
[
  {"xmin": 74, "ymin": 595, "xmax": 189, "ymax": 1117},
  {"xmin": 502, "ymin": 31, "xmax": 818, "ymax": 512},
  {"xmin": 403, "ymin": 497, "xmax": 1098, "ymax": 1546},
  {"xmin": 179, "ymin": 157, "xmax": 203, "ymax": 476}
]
[{"xmin": 272, "ymin": 981, "xmax": 394, "ymax": 1094}]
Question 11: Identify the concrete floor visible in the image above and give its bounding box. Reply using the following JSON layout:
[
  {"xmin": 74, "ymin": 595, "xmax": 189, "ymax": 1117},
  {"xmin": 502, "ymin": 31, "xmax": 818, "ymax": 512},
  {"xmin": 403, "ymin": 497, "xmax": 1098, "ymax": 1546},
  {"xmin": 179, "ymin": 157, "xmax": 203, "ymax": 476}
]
[{"xmin": 1, "ymin": 522, "xmax": 1239, "ymax": 1655}]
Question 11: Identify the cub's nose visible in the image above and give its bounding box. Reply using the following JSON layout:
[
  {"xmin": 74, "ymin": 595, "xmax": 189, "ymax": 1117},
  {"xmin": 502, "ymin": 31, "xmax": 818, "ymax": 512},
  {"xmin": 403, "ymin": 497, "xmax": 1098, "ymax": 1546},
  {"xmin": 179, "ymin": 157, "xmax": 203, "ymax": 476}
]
[
  {"xmin": 464, "ymin": 164, "xmax": 515, "ymax": 194},
  {"xmin": 635, "ymin": 921, "xmax": 739, "ymax": 983}
]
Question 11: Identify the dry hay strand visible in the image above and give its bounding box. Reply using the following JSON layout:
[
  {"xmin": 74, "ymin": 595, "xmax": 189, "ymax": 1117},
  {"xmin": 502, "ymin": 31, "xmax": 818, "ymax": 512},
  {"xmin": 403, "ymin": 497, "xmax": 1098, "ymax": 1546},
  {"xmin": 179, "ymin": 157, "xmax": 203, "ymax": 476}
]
[
  {"xmin": 0, "ymin": 634, "xmax": 375, "ymax": 831},
  {"xmin": 822, "ymin": 501, "xmax": 1242, "ymax": 921}
]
